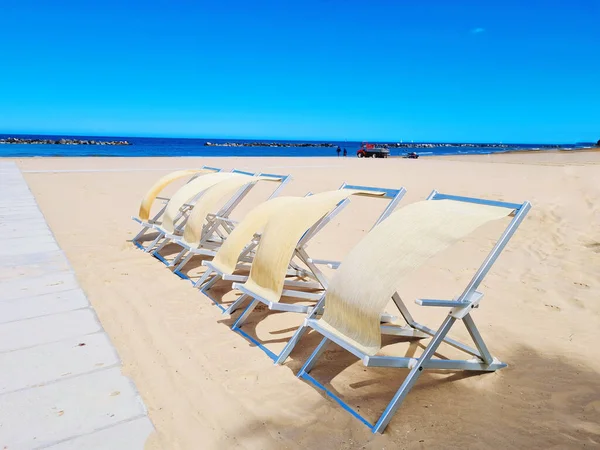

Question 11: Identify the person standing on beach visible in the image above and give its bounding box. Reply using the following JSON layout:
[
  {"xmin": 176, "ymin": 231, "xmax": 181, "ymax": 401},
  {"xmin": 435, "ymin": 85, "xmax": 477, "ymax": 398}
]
[
  {"xmin": 343, "ymin": 148, "xmax": 347, "ymax": 157},
  {"xmin": 336, "ymin": 146, "xmax": 341, "ymax": 157}
]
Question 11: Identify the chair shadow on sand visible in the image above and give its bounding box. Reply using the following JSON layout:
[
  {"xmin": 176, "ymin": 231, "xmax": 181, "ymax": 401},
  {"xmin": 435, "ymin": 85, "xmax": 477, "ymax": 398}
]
[
  {"xmin": 133, "ymin": 234, "xmax": 600, "ymax": 447},
  {"xmin": 218, "ymin": 339, "xmax": 600, "ymax": 448},
  {"xmin": 201, "ymin": 272, "xmax": 600, "ymax": 447}
]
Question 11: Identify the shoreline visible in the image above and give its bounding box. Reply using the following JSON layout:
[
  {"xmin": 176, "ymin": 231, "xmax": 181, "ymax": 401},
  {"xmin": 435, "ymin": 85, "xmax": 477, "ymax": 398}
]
[
  {"xmin": 422, "ymin": 146, "xmax": 600, "ymax": 157},
  {"xmin": 1, "ymin": 134, "xmax": 596, "ymax": 159},
  {"xmin": 2, "ymin": 146, "xmax": 598, "ymax": 160}
]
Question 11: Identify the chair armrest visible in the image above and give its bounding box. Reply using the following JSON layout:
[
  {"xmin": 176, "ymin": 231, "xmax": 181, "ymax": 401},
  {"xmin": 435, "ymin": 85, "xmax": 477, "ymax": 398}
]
[
  {"xmin": 307, "ymin": 258, "xmax": 341, "ymax": 269},
  {"xmin": 415, "ymin": 299, "xmax": 466, "ymax": 307},
  {"xmin": 416, "ymin": 291, "xmax": 484, "ymax": 319},
  {"xmin": 214, "ymin": 216, "xmax": 239, "ymax": 225}
]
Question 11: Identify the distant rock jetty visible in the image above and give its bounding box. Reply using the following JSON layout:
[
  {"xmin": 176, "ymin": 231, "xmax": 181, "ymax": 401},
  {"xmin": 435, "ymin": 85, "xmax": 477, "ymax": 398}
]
[
  {"xmin": 0, "ymin": 137, "xmax": 131, "ymax": 146},
  {"xmin": 203, "ymin": 141, "xmax": 561, "ymax": 150},
  {"xmin": 205, "ymin": 141, "xmax": 334, "ymax": 148},
  {"xmin": 377, "ymin": 143, "xmax": 559, "ymax": 149},
  {"xmin": 384, "ymin": 143, "xmax": 511, "ymax": 149}
]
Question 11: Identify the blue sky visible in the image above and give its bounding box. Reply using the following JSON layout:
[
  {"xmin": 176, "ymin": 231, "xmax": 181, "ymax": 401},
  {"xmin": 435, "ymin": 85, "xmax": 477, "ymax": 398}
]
[{"xmin": 1, "ymin": 0, "xmax": 598, "ymax": 143}]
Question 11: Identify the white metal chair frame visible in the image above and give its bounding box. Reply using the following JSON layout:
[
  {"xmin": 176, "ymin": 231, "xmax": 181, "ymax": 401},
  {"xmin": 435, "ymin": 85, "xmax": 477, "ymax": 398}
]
[
  {"xmin": 205, "ymin": 184, "xmax": 408, "ymax": 362},
  {"xmin": 295, "ymin": 191, "xmax": 531, "ymax": 434},
  {"xmin": 151, "ymin": 171, "xmax": 292, "ymax": 266},
  {"xmin": 131, "ymin": 166, "xmax": 223, "ymax": 249},
  {"xmin": 197, "ymin": 192, "xmax": 351, "ymax": 312}
]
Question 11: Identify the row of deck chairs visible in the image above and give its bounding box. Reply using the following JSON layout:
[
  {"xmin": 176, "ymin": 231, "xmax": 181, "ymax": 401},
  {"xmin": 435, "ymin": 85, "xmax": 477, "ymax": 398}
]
[{"xmin": 130, "ymin": 165, "xmax": 531, "ymax": 434}]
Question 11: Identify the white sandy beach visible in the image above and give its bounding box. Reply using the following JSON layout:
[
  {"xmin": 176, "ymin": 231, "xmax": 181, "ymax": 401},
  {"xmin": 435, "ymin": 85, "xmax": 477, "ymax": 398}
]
[{"xmin": 13, "ymin": 152, "xmax": 600, "ymax": 449}]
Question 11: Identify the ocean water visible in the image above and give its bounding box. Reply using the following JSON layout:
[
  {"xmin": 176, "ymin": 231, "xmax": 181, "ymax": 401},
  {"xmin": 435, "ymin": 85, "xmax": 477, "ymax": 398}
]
[{"xmin": 0, "ymin": 134, "xmax": 578, "ymax": 158}]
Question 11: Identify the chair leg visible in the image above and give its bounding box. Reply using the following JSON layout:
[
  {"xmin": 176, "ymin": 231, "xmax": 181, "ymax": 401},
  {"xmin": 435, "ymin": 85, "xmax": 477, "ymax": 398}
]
[
  {"xmin": 223, "ymin": 293, "xmax": 250, "ymax": 315},
  {"xmin": 276, "ymin": 294, "xmax": 326, "ymax": 365},
  {"xmin": 298, "ymin": 337, "xmax": 331, "ymax": 376},
  {"xmin": 132, "ymin": 226, "xmax": 149, "ymax": 244},
  {"xmin": 462, "ymin": 314, "xmax": 494, "ymax": 365},
  {"xmin": 275, "ymin": 323, "xmax": 310, "ymax": 365},
  {"xmin": 239, "ymin": 240, "xmax": 258, "ymax": 260},
  {"xmin": 194, "ymin": 268, "xmax": 214, "ymax": 289},
  {"xmin": 144, "ymin": 233, "xmax": 164, "ymax": 253},
  {"xmin": 153, "ymin": 238, "xmax": 170, "ymax": 255},
  {"xmin": 391, "ymin": 291, "xmax": 479, "ymax": 357},
  {"xmin": 173, "ymin": 252, "xmax": 194, "ymax": 273},
  {"xmin": 201, "ymin": 273, "xmax": 220, "ymax": 292},
  {"xmin": 197, "ymin": 274, "xmax": 225, "ymax": 311},
  {"xmin": 231, "ymin": 298, "xmax": 259, "ymax": 329},
  {"xmin": 169, "ymin": 247, "xmax": 188, "ymax": 268},
  {"xmin": 372, "ymin": 316, "xmax": 456, "ymax": 434}
]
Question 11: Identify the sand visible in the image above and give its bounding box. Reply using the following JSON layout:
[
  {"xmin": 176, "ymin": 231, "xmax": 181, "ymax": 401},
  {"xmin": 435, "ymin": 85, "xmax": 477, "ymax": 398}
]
[{"xmin": 12, "ymin": 152, "xmax": 600, "ymax": 449}]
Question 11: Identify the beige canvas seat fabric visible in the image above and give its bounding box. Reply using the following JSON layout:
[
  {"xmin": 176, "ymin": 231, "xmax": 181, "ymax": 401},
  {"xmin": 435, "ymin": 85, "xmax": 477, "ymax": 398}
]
[
  {"xmin": 240, "ymin": 190, "xmax": 377, "ymax": 304},
  {"xmin": 160, "ymin": 172, "xmax": 248, "ymax": 234},
  {"xmin": 208, "ymin": 196, "xmax": 301, "ymax": 274},
  {"xmin": 138, "ymin": 169, "xmax": 206, "ymax": 221},
  {"xmin": 318, "ymin": 199, "xmax": 510, "ymax": 356},
  {"xmin": 181, "ymin": 176, "xmax": 271, "ymax": 247}
]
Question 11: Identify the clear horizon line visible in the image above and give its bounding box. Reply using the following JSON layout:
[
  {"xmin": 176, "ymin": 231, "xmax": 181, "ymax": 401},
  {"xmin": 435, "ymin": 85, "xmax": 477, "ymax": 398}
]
[{"xmin": 0, "ymin": 131, "xmax": 581, "ymax": 146}]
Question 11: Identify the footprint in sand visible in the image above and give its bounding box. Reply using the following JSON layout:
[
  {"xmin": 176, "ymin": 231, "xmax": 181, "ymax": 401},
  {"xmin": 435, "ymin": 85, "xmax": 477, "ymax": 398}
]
[
  {"xmin": 544, "ymin": 304, "xmax": 561, "ymax": 311},
  {"xmin": 585, "ymin": 242, "xmax": 600, "ymax": 253}
]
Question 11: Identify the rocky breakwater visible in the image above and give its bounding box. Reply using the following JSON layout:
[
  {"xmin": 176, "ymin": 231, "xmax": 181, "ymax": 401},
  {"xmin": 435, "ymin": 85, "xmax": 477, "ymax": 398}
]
[
  {"xmin": 0, "ymin": 137, "xmax": 131, "ymax": 145},
  {"xmin": 204, "ymin": 141, "xmax": 334, "ymax": 148},
  {"xmin": 388, "ymin": 143, "xmax": 511, "ymax": 149},
  {"xmin": 374, "ymin": 142, "xmax": 558, "ymax": 149}
]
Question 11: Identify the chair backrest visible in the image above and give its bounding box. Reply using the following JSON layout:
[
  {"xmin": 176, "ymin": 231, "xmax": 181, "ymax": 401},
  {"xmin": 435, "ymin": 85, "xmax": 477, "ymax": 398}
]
[
  {"xmin": 181, "ymin": 175, "xmax": 262, "ymax": 247},
  {"xmin": 230, "ymin": 170, "xmax": 292, "ymax": 201},
  {"xmin": 161, "ymin": 172, "xmax": 243, "ymax": 233},
  {"xmin": 240, "ymin": 189, "xmax": 391, "ymax": 304},
  {"xmin": 137, "ymin": 166, "xmax": 222, "ymax": 221},
  {"xmin": 209, "ymin": 196, "xmax": 301, "ymax": 274},
  {"xmin": 179, "ymin": 170, "xmax": 291, "ymax": 247},
  {"xmin": 426, "ymin": 191, "xmax": 531, "ymax": 303},
  {"xmin": 319, "ymin": 197, "xmax": 528, "ymax": 356},
  {"xmin": 296, "ymin": 184, "xmax": 405, "ymax": 248},
  {"xmin": 339, "ymin": 183, "xmax": 406, "ymax": 228},
  {"xmin": 201, "ymin": 166, "xmax": 223, "ymax": 173},
  {"xmin": 259, "ymin": 172, "xmax": 293, "ymax": 199},
  {"xmin": 138, "ymin": 169, "xmax": 205, "ymax": 221}
]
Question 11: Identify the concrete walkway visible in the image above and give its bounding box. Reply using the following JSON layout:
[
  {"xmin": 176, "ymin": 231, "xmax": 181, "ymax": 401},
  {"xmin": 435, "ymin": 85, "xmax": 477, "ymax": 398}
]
[{"xmin": 0, "ymin": 162, "xmax": 153, "ymax": 449}]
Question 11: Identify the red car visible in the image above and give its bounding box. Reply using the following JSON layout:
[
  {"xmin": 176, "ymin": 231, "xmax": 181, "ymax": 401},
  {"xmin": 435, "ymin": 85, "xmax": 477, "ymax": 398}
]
[{"xmin": 357, "ymin": 143, "xmax": 390, "ymax": 158}]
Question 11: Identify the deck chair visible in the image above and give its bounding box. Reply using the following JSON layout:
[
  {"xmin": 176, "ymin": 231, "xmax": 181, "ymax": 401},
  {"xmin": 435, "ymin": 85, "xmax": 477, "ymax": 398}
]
[
  {"xmin": 191, "ymin": 195, "xmax": 310, "ymax": 300},
  {"xmin": 201, "ymin": 170, "xmax": 291, "ymax": 242},
  {"xmin": 174, "ymin": 195, "xmax": 302, "ymax": 280},
  {"xmin": 131, "ymin": 166, "xmax": 221, "ymax": 247},
  {"xmin": 150, "ymin": 171, "xmax": 292, "ymax": 267},
  {"xmin": 207, "ymin": 185, "xmax": 407, "ymax": 360},
  {"xmin": 295, "ymin": 191, "xmax": 531, "ymax": 433},
  {"xmin": 194, "ymin": 185, "xmax": 403, "ymax": 306},
  {"xmin": 197, "ymin": 185, "xmax": 405, "ymax": 306},
  {"xmin": 139, "ymin": 172, "xmax": 253, "ymax": 253}
]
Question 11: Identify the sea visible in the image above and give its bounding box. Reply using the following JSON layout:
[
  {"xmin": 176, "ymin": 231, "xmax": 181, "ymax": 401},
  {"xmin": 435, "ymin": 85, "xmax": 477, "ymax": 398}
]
[{"xmin": 0, "ymin": 134, "xmax": 590, "ymax": 158}]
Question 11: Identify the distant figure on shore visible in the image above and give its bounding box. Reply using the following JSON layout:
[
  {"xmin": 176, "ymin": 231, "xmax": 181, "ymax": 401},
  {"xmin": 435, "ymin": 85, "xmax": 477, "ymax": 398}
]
[
  {"xmin": 336, "ymin": 146, "xmax": 341, "ymax": 157},
  {"xmin": 343, "ymin": 148, "xmax": 347, "ymax": 157}
]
